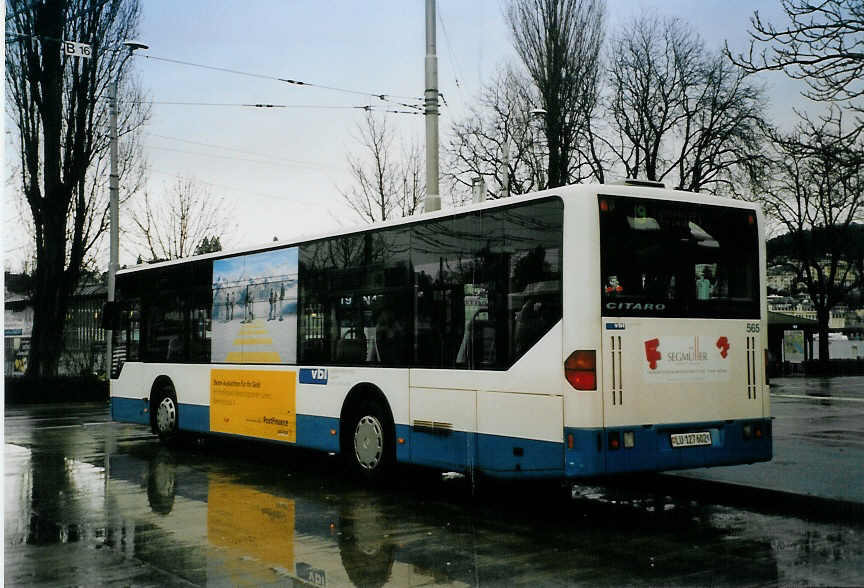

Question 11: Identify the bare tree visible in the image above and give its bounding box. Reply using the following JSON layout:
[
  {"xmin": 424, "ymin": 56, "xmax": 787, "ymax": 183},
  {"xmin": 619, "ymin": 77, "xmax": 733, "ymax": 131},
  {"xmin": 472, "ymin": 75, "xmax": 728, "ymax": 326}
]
[
  {"xmin": 755, "ymin": 110, "xmax": 864, "ymax": 364},
  {"xmin": 607, "ymin": 13, "xmax": 765, "ymax": 192},
  {"xmin": 445, "ymin": 67, "xmax": 548, "ymax": 204},
  {"xmin": 507, "ymin": 0, "xmax": 606, "ymax": 188},
  {"xmin": 396, "ymin": 139, "xmax": 426, "ymax": 218},
  {"xmin": 675, "ymin": 52, "xmax": 767, "ymax": 193},
  {"xmin": 607, "ymin": 14, "xmax": 697, "ymax": 182},
  {"xmin": 727, "ymin": 0, "xmax": 864, "ymax": 123},
  {"xmin": 129, "ymin": 176, "xmax": 234, "ymax": 261},
  {"xmin": 340, "ymin": 112, "xmax": 425, "ymax": 223},
  {"xmin": 6, "ymin": 0, "xmax": 148, "ymax": 376}
]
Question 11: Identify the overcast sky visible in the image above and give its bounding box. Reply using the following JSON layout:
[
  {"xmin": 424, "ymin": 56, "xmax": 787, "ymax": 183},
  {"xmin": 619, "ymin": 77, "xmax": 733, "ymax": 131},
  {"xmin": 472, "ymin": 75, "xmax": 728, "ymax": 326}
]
[{"xmin": 3, "ymin": 0, "xmax": 813, "ymax": 271}]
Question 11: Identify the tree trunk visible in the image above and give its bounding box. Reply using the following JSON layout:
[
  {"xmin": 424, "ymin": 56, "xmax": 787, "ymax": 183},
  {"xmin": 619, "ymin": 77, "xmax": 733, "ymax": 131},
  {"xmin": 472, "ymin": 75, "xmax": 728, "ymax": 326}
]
[
  {"xmin": 816, "ymin": 306, "xmax": 831, "ymax": 368},
  {"xmin": 28, "ymin": 218, "xmax": 75, "ymax": 376}
]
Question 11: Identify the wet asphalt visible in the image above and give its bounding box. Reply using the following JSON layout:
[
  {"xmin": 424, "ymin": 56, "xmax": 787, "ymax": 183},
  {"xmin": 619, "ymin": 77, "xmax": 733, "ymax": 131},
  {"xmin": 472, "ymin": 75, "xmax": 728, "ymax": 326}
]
[{"xmin": 5, "ymin": 377, "xmax": 864, "ymax": 587}]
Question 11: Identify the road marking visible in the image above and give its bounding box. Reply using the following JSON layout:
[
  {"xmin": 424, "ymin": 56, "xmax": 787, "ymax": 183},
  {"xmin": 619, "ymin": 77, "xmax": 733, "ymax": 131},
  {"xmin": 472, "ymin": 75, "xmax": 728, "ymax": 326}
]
[
  {"xmin": 31, "ymin": 422, "xmax": 124, "ymax": 430},
  {"xmin": 772, "ymin": 393, "xmax": 864, "ymax": 403}
]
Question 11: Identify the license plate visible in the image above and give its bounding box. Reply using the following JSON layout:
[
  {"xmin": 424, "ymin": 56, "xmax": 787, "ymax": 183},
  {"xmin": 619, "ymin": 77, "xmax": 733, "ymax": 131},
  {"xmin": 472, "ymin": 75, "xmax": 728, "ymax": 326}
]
[{"xmin": 670, "ymin": 431, "xmax": 712, "ymax": 448}]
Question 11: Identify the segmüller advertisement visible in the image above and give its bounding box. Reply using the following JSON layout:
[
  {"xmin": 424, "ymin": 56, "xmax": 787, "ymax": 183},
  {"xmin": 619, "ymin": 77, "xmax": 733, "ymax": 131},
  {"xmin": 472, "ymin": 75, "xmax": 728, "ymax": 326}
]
[{"xmin": 642, "ymin": 335, "xmax": 731, "ymax": 383}]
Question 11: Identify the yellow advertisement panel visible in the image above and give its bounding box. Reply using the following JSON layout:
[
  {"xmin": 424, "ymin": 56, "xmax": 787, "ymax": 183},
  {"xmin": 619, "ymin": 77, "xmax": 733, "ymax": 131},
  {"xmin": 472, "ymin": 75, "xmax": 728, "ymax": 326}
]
[{"xmin": 210, "ymin": 369, "xmax": 296, "ymax": 442}]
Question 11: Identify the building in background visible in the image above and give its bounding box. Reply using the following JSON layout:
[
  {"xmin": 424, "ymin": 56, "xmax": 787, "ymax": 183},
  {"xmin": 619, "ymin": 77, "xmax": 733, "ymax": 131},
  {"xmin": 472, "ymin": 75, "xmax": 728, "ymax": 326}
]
[{"xmin": 4, "ymin": 272, "xmax": 106, "ymax": 377}]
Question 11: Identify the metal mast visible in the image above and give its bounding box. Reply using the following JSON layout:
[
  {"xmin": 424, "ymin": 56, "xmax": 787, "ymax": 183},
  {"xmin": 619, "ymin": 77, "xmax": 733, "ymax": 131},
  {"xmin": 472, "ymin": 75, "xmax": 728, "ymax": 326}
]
[{"xmin": 424, "ymin": 0, "xmax": 440, "ymax": 212}]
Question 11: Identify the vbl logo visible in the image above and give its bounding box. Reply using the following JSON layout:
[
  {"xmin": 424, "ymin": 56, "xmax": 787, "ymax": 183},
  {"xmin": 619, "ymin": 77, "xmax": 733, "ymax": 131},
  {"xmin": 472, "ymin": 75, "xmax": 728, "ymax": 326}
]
[{"xmin": 299, "ymin": 368, "xmax": 328, "ymax": 385}]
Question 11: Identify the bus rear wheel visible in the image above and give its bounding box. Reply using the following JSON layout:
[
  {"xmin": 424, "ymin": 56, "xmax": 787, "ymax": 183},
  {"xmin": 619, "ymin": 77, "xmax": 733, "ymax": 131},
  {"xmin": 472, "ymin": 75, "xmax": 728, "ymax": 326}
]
[
  {"xmin": 345, "ymin": 399, "xmax": 394, "ymax": 479},
  {"xmin": 153, "ymin": 386, "xmax": 179, "ymax": 443}
]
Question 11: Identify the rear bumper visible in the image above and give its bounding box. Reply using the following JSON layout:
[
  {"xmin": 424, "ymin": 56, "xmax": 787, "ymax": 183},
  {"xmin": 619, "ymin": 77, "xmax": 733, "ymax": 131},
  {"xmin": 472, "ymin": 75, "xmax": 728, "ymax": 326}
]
[{"xmin": 565, "ymin": 418, "xmax": 772, "ymax": 478}]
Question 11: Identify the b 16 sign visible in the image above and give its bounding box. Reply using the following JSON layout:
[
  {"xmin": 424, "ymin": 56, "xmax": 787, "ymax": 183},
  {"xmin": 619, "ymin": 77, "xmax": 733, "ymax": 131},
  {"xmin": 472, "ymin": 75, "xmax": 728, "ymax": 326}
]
[{"xmin": 61, "ymin": 41, "xmax": 91, "ymax": 58}]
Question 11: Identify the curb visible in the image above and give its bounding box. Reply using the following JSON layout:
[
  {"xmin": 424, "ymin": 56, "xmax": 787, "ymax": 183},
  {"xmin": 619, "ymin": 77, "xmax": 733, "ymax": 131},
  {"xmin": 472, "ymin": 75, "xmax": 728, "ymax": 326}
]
[{"xmin": 654, "ymin": 474, "xmax": 864, "ymax": 523}]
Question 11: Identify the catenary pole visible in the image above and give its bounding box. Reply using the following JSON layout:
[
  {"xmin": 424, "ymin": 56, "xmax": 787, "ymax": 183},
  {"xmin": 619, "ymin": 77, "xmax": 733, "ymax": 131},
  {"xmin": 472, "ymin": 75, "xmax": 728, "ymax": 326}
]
[
  {"xmin": 106, "ymin": 41, "xmax": 147, "ymax": 377},
  {"xmin": 105, "ymin": 76, "xmax": 119, "ymax": 377},
  {"xmin": 424, "ymin": 0, "xmax": 440, "ymax": 212}
]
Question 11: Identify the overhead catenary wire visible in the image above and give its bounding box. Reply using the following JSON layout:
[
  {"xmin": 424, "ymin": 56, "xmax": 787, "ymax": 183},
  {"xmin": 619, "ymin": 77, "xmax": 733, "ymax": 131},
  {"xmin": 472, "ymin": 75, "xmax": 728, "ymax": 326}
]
[
  {"xmin": 4, "ymin": 35, "xmax": 426, "ymax": 115},
  {"xmin": 120, "ymin": 99, "xmax": 422, "ymax": 115},
  {"xmin": 138, "ymin": 54, "xmax": 424, "ymax": 108}
]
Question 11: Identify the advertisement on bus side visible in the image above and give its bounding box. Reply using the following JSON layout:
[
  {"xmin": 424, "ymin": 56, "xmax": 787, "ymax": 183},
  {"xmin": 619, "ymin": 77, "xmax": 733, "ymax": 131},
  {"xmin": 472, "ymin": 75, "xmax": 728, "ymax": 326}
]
[
  {"xmin": 210, "ymin": 369, "xmax": 297, "ymax": 442},
  {"xmin": 642, "ymin": 335, "xmax": 731, "ymax": 382},
  {"xmin": 211, "ymin": 247, "xmax": 298, "ymax": 364}
]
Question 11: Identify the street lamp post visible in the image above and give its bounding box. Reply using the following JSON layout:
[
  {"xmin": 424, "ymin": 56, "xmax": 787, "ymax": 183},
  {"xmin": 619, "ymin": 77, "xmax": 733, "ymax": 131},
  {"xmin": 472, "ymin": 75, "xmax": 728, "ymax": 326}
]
[{"xmin": 105, "ymin": 40, "xmax": 147, "ymax": 378}]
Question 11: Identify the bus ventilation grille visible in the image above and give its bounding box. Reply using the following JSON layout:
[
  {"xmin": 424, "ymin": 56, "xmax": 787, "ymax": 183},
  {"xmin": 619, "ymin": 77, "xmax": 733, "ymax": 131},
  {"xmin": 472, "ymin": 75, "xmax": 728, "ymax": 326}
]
[
  {"xmin": 610, "ymin": 335, "xmax": 623, "ymax": 405},
  {"xmin": 413, "ymin": 420, "xmax": 454, "ymax": 435},
  {"xmin": 745, "ymin": 336, "xmax": 758, "ymax": 399}
]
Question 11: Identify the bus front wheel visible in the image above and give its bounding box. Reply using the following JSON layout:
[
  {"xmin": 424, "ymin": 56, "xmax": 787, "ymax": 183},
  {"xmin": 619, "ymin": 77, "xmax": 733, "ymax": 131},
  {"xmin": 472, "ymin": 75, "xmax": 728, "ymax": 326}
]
[
  {"xmin": 345, "ymin": 398, "xmax": 394, "ymax": 478},
  {"xmin": 153, "ymin": 386, "xmax": 179, "ymax": 442}
]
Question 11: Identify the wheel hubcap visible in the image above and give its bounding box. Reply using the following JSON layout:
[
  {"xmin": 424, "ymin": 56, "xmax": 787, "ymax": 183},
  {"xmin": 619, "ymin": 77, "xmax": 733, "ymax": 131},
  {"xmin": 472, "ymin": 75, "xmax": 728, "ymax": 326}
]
[
  {"xmin": 354, "ymin": 415, "xmax": 383, "ymax": 470},
  {"xmin": 156, "ymin": 397, "xmax": 176, "ymax": 434}
]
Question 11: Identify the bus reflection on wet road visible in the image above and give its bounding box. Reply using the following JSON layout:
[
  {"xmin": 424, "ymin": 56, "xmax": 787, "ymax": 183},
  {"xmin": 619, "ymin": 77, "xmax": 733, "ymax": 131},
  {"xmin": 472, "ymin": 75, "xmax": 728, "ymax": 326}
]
[{"xmin": 5, "ymin": 404, "xmax": 864, "ymax": 587}]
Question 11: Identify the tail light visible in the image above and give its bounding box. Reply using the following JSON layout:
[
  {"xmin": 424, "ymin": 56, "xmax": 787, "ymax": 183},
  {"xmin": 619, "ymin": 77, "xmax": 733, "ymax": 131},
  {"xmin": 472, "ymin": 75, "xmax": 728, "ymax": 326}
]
[
  {"xmin": 743, "ymin": 422, "xmax": 767, "ymax": 441},
  {"xmin": 565, "ymin": 350, "xmax": 596, "ymax": 390}
]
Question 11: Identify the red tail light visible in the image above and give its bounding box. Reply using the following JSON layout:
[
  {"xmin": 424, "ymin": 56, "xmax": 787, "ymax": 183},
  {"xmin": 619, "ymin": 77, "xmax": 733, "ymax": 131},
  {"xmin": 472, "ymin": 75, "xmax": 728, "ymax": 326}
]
[{"xmin": 565, "ymin": 350, "xmax": 596, "ymax": 390}]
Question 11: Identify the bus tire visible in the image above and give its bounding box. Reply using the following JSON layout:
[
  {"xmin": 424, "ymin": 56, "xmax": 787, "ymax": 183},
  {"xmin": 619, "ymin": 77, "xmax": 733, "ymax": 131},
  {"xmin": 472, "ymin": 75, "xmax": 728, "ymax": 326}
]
[
  {"xmin": 152, "ymin": 384, "xmax": 179, "ymax": 443},
  {"xmin": 344, "ymin": 397, "xmax": 394, "ymax": 479}
]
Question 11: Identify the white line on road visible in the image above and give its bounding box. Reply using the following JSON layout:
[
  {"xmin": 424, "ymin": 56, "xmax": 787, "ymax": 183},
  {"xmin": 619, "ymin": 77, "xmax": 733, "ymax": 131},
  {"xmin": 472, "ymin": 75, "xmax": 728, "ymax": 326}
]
[
  {"xmin": 772, "ymin": 393, "xmax": 864, "ymax": 403},
  {"xmin": 34, "ymin": 422, "xmax": 125, "ymax": 430}
]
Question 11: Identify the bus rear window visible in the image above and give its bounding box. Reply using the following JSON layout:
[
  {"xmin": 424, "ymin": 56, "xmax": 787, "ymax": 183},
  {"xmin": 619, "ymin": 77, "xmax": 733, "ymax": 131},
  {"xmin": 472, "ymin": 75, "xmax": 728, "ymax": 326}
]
[{"xmin": 599, "ymin": 195, "xmax": 759, "ymax": 319}]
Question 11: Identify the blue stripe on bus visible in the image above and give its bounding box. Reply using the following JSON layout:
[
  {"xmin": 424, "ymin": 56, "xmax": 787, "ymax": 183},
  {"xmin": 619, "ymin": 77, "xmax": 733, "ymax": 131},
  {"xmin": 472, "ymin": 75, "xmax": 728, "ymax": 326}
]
[
  {"xmin": 112, "ymin": 397, "xmax": 771, "ymax": 478},
  {"xmin": 297, "ymin": 415, "xmax": 339, "ymax": 452},
  {"xmin": 409, "ymin": 429, "xmax": 563, "ymax": 478},
  {"xmin": 111, "ymin": 396, "xmax": 150, "ymax": 426},
  {"xmin": 179, "ymin": 403, "xmax": 209, "ymax": 432}
]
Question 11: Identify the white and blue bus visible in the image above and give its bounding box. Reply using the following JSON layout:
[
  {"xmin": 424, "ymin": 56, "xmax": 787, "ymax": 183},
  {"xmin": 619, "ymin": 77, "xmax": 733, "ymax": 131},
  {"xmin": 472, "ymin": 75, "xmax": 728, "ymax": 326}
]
[{"xmin": 109, "ymin": 181, "xmax": 771, "ymax": 479}]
